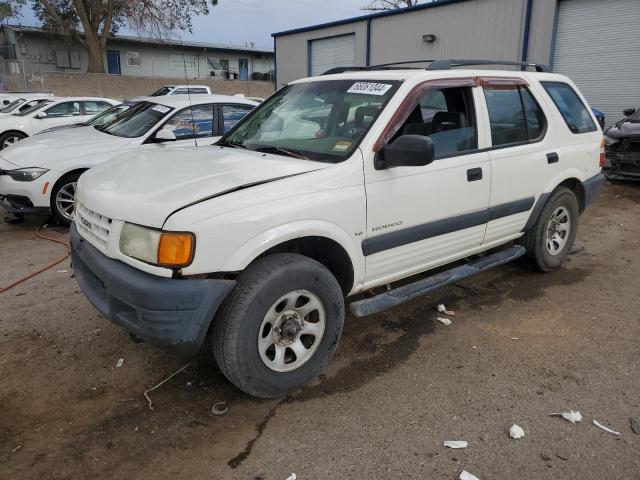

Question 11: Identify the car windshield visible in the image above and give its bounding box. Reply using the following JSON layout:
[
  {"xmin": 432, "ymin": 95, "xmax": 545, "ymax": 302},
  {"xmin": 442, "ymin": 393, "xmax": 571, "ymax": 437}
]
[
  {"xmin": 0, "ymin": 98, "xmax": 24, "ymax": 113},
  {"xmin": 220, "ymin": 79, "xmax": 402, "ymax": 162},
  {"xmin": 13, "ymin": 100, "xmax": 52, "ymax": 116},
  {"xmin": 85, "ymin": 103, "xmax": 133, "ymax": 126},
  {"xmin": 98, "ymin": 101, "xmax": 173, "ymax": 138},
  {"xmin": 150, "ymin": 86, "xmax": 173, "ymax": 97}
]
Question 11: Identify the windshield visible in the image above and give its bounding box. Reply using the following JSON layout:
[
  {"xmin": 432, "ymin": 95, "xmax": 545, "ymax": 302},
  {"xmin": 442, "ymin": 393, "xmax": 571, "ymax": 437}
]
[
  {"xmin": 86, "ymin": 103, "xmax": 132, "ymax": 126},
  {"xmin": 98, "ymin": 102, "xmax": 173, "ymax": 138},
  {"xmin": 221, "ymin": 79, "xmax": 402, "ymax": 162},
  {"xmin": 150, "ymin": 86, "xmax": 173, "ymax": 97},
  {"xmin": 0, "ymin": 98, "xmax": 24, "ymax": 113},
  {"xmin": 14, "ymin": 99, "xmax": 52, "ymax": 116}
]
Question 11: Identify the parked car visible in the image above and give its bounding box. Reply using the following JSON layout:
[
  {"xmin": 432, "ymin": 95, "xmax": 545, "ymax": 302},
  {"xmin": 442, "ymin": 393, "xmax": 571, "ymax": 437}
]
[
  {"xmin": 0, "ymin": 91, "xmax": 53, "ymax": 105},
  {"xmin": 149, "ymin": 85, "xmax": 212, "ymax": 96},
  {"xmin": 68, "ymin": 61, "xmax": 604, "ymax": 398},
  {"xmin": 0, "ymin": 94, "xmax": 54, "ymax": 116},
  {"xmin": 0, "ymin": 96, "xmax": 119, "ymax": 150},
  {"xmin": 603, "ymin": 107, "xmax": 640, "ymax": 179},
  {"xmin": 0, "ymin": 94, "xmax": 257, "ymax": 224}
]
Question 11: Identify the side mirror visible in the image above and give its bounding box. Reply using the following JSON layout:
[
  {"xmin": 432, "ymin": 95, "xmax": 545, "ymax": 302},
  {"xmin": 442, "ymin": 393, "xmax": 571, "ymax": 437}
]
[
  {"xmin": 623, "ymin": 108, "xmax": 636, "ymax": 117},
  {"xmin": 35, "ymin": 111, "xmax": 48, "ymax": 119},
  {"xmin": 375, "ymin": 135, "xmax": 435, "ymax": 170},
  {"xmin": 155, "ymin": 128, "xmax": 176, "ymax": 142}
]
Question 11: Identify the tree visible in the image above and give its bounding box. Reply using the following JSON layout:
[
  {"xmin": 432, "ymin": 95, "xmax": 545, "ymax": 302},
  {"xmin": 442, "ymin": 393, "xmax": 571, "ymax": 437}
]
[
  {"xmin": 5, "ymin": 1, "xmax": 218, "ymax": 73},
  {"xmin": 362, "ymin": 0, "xmax": 428, "ymax": 11}
]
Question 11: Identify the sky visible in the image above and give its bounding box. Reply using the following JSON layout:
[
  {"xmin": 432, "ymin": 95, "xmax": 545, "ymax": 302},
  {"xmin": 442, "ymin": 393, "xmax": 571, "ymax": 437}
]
[{"xmin": 15, "ymin": 0, "xmax": 374, "ymax": 50}]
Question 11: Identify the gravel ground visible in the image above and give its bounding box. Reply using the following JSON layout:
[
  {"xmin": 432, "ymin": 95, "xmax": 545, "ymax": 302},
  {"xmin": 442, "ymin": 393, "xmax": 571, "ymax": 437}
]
[{"xmin": 1, "ymin": 182, "xmax": 639, "ymax": 480}]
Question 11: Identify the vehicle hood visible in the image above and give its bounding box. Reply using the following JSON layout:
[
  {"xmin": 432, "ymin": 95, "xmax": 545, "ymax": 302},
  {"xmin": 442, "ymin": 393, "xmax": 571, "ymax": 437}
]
[
  {"xmin": 78, "ymin": 147, "xmax": 329, "ymax": 228},
  {"xmin": 1, "ymin": 127, "xmax": 133, "ymax": 169},
  {"xmin": 606, "ymin": 119, "xmax": 640, "ymax": 140}
]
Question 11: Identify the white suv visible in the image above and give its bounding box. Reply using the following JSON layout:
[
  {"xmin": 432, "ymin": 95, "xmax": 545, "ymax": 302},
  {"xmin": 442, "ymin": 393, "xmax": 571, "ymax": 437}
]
[{"xmin": 69, "ymin": 60, "xmax": 605, "ymax": 398}]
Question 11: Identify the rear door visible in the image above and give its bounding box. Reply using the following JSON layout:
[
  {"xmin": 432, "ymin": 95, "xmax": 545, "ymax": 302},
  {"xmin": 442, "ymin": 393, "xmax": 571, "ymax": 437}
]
[
  {"xmin": 363, "ymin": 79, "xmax": 492, "ymax": 287},
  {"xmin": 480, "ymin": 77, "xmax": 558, "ymax": 245}
]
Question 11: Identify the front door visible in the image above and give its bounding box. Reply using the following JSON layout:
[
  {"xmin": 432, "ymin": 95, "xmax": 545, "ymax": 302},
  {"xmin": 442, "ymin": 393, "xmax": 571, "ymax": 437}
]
[
  {"xmin": 238, "ymin": 59, "xmax": 249, "ymax": 81},
  {"xmin": 363, "ymin": 80, "xmax": 492, "ymax": 288},
  {"xmin": 106, "ymin": 51, "xmax": 121, "ymax": 75}
]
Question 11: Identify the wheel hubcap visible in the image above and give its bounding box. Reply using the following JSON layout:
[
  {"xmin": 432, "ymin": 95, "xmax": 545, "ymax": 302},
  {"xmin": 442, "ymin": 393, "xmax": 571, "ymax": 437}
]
[
  {"xmin": 545, "ymin": 206, "xmax": 571, "ymax": 256},
  {"xmin": 3, "ymin": 135, "xmax": 20, "ymax": 149},
  {"xmin": 258, "ymin": 290, "xmax": 326, "ymax": 372},
  {"xmin": 55, "ymin": 182, "xmax": 77, "ymax": 221}
]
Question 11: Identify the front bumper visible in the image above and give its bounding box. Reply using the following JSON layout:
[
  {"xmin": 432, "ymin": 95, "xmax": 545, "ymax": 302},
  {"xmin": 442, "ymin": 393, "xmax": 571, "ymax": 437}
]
[
  {"xmin": 1, "ymin": 193, "xmax": 50, "ymax": 215},
  {"xmin": 70, "ymin": 223, "xmax": 235, "ymax": 356}
]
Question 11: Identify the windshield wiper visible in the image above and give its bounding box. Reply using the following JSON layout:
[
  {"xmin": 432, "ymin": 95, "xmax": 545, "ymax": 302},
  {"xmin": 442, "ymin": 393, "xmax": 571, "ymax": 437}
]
[
  {"xmin": 220, "ymin": 140, "xmax": 247, "ymax": 149},
  {"xmin": 254, "ymin": 145, "xmax": 308, "ymax": 160}
]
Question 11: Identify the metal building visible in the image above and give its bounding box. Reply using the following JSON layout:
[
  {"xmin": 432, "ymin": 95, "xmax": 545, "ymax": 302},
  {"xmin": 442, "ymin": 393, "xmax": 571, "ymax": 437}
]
[{"xmin": 273, "ymin": 0, "xmax": 640, "ymax": 125}]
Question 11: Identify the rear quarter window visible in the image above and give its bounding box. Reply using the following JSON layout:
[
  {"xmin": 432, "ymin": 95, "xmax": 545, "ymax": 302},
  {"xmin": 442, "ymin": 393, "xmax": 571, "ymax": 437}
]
[{"xmin": 541, "ymin": 81, "xmax": 597, "ymax": 134}]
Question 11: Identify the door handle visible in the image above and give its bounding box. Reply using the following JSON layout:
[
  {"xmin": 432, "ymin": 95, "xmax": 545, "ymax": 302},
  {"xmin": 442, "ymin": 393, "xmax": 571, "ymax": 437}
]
[
  {"xmin": 547, "ymin": 152, "xmax": 559, "ymax": 164},
  {"xmin": 467, "ymin": 167, "xmax": 483, "ymax": 182}
]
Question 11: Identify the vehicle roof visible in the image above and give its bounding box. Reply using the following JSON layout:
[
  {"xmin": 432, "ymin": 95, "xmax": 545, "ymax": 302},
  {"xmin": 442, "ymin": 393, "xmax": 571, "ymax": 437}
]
[
  {"xmin": 292, "ymin": 68, "xmax": 570, "ymax": 84},
  {"xmin": 159, "ymin": 85, "xmax": 210, "ymax": 89},
  {"xmin": 45, "ymin": 96, "xmax": 119, "ymax": 103},
  {"xmin": 135, "ymin": 94, "xmax": 259, "ymax": 107}
]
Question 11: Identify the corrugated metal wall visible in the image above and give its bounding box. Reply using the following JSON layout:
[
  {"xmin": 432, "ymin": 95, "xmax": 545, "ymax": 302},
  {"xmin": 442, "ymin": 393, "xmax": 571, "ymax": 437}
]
[
  {"xmin": 369, "ymin": 0, "xmax": 526, "ymax": 66},
  {"xmin": 526, "ymin": 0, "xmax": 557, "ymax": 65},
  {"xmin": 275, "ymin": 21, "xmax": 368, "ymax": 87},
  {"xmin": 553, "ymin": 0, "xmax": 640, "ymax": 125}
]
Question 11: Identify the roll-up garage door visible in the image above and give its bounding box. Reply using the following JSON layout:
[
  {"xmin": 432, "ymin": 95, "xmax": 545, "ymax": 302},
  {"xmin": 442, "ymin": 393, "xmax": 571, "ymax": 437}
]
[
  {"xmin": 553, "ymin": 0, "xmax": 640, "ymax": 125},
  {"xmin": 310, "ymin": 34, "xmax": 356, "ymax": 77}
]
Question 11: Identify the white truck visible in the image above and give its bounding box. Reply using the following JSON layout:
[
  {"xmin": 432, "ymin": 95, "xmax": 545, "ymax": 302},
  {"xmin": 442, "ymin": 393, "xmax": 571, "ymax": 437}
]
[{"xmin": 70, "ymin": 60, "xmax": 605, "ymax": 398}]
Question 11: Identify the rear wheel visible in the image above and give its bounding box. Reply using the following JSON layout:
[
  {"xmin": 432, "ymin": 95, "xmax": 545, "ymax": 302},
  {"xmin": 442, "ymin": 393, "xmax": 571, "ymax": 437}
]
[
  {"xmin": 0, "ymin": 131, "xmax": 26, "ymax": 150},
  {"xmin": 212, "ymin": 253, "xmax": 345, "ymax": 398},
  {"xmin": 51, "ymin": 172, "xmax": 81, "ymax": 226},
  {"xmin": 520, "ymin": 187, "xmax": 579, "ymax": 271}
]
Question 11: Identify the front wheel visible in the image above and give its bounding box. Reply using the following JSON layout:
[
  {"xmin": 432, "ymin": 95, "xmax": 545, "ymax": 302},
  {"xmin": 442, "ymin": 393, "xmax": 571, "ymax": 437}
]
[
  {"xmin": 0, "ymin": 131, "xmax": 26, "ymax": 150},
  {"xmin": 212, "ymin": 253, "xmax": 345, "ymax": 398},
  {"xmin": 51, "ymin": 172, "xmax": 81, "ymax": 226},
  {"xmin": 520, "ymin": 187, "xmax": 579, "ymax": 272}
]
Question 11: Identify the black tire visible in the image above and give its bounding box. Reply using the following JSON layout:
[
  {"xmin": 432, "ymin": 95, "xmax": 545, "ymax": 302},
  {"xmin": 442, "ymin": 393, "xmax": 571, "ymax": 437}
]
[
  {"xmin": 0, "ymin": 131, "xmax": 26, "ymax": 150},
  {"xmin": 51, "ymin": 172, "xmax": 82, "ymax": 227},
  {"xmin": 520, "ymin": 187, "xmax": 579, "ymax": 272},
  {"xmin": 212, "ymin": 253, "xmax": 345, "ymax": 398}
]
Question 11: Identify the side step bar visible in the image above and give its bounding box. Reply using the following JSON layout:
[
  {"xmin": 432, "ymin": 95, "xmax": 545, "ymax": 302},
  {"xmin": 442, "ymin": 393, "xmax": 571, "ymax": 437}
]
[{"xmin": 349, "ymin": 245, "xmax": 526, "ymax": 318}]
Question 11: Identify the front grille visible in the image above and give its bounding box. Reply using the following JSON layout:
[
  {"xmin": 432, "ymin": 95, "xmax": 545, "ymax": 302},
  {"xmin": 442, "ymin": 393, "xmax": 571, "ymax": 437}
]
[{"xmin": 75, "ymin": 202, "xmax": 112, "ymax": 251}]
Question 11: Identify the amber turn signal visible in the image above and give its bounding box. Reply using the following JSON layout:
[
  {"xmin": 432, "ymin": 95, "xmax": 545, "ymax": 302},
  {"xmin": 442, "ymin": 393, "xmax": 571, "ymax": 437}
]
[{"xmin": 157, "ymin": 233, "xmax": 194, "ymax": 268}]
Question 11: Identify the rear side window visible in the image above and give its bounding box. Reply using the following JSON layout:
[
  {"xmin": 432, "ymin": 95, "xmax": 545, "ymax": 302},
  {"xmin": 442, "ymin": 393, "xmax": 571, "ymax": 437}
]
[
  {"xmin": 541, "ymin": 81, "xmax": 597, "ymax": 134},
  {"xmin": 484, "ymin": 85, "xmax": 547, "ymax": 147},
  {"xmin": 222, "ymin": 104, "xmax": 254, "ymax": 133}
]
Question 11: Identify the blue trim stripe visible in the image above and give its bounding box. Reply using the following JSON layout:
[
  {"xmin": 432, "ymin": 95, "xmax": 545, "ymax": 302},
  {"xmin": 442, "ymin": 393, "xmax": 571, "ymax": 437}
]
[{"xmin": 272, "ymin": 0, "xmax": 474, "ymax": 38}]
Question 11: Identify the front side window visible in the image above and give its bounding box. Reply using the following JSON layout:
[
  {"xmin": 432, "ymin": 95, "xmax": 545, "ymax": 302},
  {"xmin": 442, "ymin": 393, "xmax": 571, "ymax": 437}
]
[
  {"xmin": 393, "ymin": 86, "xmax": 478, "ymax": 159},
  {"xmin": 222, "ymin": 79, "xmax": 401, "ymax": 162},
  {"xmin": 222, "ymin": 104, "xmax": 254, "ymax": 133},
  {"xmin": 44, "ymin": 101, "xmax": 81, "ymax": 117},
  {"xmin": 161, "ymin": 104, "xmax": 215, "ymax": 139},
  {"xmin": 484, "ymin": 85, "xmax": 547, "ymax": 146},
  {"xmin": 541, "ymin": 81, "xmax": 597, "ymax": 134},
  {"xmin": 99, "ymin": 102, "xmax": 173, "ymax": 138}
]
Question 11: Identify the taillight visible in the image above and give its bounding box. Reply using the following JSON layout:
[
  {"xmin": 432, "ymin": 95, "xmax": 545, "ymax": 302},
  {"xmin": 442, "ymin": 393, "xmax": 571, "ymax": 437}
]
[{"xmin": 599, "ymin": 137, "xmax": 606, "ymax": 168}]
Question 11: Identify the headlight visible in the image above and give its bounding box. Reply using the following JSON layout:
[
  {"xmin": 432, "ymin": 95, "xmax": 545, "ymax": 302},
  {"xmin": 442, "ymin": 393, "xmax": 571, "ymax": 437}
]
[
  {"xmin": 6, "ymin": 167, "xmax": 49, "ymax": 182},
  {"xmin": 119, "ymin": 222, "xmax": 194, "ymax": 268},
  {"xmin": 603, "ymin": 135, "xmax": 619, "ymax": 146}
]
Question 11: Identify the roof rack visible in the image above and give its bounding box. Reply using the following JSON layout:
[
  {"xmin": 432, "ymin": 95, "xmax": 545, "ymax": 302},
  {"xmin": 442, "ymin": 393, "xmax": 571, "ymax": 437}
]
[{"xmin": 322, "ymin": 59, "xmax": 550, "ymax": 76}]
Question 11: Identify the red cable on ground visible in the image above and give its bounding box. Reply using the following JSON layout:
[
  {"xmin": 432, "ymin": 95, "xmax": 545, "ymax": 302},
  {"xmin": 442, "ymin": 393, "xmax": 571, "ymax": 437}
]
[{"xmin": 0, "ymin": 225, "xmax": 70, "ymax": 294}]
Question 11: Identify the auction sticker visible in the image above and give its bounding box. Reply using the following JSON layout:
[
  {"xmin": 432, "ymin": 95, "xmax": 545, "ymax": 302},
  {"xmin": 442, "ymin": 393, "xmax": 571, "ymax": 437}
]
[
  {"xmin": 152, "ymin": 105, "xmax": 170, "ymax": 113},
  {"xmin": 347, "ymin": 82, "xmax": 392, "ymax": 96},
  {"xmin": 332, "ymin": 141, "xmax": 353, "ymax": 152}
]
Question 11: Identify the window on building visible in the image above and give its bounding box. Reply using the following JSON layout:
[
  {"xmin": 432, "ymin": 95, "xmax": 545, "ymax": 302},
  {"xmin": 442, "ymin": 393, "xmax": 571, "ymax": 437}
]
[
  {"xmin": 44, "ymin": 101, "xmax": 81, "ymax": 117},
  {"xmin": 171, "ymin": 54, "xmax": 196, "ymax": 70},
  {"xmin": 484, "ymin": 85, "xmax": 547, "ymax": 147},
  {"xmin": 222, "ymin": 104, "xmax": 254, "ymax": 133},
  {"xmin": 207, "ymin": 58, "xmax": 229, "ymax": 71},
  {"xmin": 82, "ymin": 101, "xmax": 114, "ymax": 115},
  {"xmin": 393, "ymin": 86, "xmax": 478, "ymax": 159},
  {"xmin": 541, "ymin": 81, "xmax": 597, "ymax": 134},
  {"xmin": 126, "ymin": 51, "xmax": 141, "ymax": 67},
  {"xmin": 161, "ymin": 104, "xmax": 215, "ymax": 139}
]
